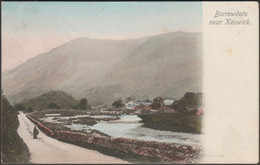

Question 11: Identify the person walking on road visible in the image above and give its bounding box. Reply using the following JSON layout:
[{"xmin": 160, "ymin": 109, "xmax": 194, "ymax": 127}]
[{"xmin": 33, "ymin": 126, "xmax": 39, "ymax": 139}]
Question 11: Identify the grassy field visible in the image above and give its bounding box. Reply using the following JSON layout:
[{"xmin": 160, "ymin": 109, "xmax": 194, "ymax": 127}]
[{"xmin": 138, "ymin": 113, "xmax": 202, "ymax": 134}]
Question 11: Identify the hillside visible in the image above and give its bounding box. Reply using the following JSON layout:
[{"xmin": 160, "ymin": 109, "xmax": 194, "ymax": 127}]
[
  {"xmin": 2, "ymin": 37, "xmax": 148, "ymax": 103},
  {"xmin": 21, "ymin": 91, "xmax": 78, "ymax": 110},
  {"xmin": 1, "ymin": 92, "xmax": 30, "ymax": 163},
  {"xmin": 80, "ymin": 32, "xmax": 202, "ymax": 106},
  {"xmin": 3, "ymin": 32, "xmax": 202, "ymax": 106}
]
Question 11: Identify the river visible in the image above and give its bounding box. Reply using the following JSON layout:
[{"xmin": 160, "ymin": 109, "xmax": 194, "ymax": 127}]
[{"xmin": 64, "ymin": 115, "xmax": 201, "ymax": 145}]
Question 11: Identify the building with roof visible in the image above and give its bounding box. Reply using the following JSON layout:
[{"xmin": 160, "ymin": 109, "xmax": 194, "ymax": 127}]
[{"xmin": 163, "ymin": 97, "xmax": 176, "ymax": 106}]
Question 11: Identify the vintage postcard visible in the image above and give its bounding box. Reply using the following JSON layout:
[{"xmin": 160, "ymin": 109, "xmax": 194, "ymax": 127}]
[{"xmin": 1, "ymin": 1, "xmax": 258, "ymax": 164}]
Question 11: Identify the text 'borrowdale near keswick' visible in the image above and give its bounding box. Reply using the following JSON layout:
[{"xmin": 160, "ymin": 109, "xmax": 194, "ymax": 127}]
[{"xmin": 209, "ymin": 10, "xmax": 250, "ymax": 25}]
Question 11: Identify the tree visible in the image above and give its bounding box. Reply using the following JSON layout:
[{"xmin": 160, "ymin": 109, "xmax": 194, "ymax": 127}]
[
  {"xmin": 14, "ymin": 103, "xmax": 26, "ymax": 111},
  {"xmin": 47, "ymin": 102, "xmax": 60, "ymax": 109},
  {"xmin": 125, "ymin": 97, "xmax": 132, "ymax": 103},
  {"xmin": 112, "ymin": 99, "xmax": 124, "ymax": 108},
  {"xmin": 151, "ymin": 97, "xmax": 164, "ymax": 109},
  {"xmin": 73, "ymin": 105, "xmax": 78, "ymax": 110},
  {"xmin": 78, "ymin": 98, "xmax": 90, "ymax": 110},
  {"xmin": 27, "ymin": 106, "xmax": 33, "ymax": 113},
  {"xmin": 102, "ymin": 104, "xmax": 108, "ymax": 108},
  {"xmin": 171, "ymin": 92, "xmax": 203, "ymax": 113},
  {"xmin": 145, "ymin": 99, "xmax": 151, "ymax": 102}
]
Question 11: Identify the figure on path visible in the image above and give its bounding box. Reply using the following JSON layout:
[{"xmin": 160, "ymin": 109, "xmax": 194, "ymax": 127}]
[{"xmin": 33, "ymin": 126, "xmax": 39, "ymax": 139}]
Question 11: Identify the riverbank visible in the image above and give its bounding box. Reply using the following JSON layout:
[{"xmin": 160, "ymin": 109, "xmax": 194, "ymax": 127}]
[
  {"xmin": 29, "ymin": 109, "xmax": 201, "ymax": 145},
  {"xmin": 26, "ymin": 110, "xmax": 202, "ymax": 163},
  {"xmin": 138, "ymin": 113, "xmax": 202, "ymax": 134},
  {"xmin": 17, "ymin": 112, "xmax": 128, "ymax": 163}
]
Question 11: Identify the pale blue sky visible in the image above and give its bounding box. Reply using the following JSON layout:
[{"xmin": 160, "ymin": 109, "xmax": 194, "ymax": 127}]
[
  {"xmin": 2, "ymin": 2, "xmax": 202, "ymax": 38},
  {"xmin": 2, "ymin": 2, "xmax": 202, "ymax": 71}
]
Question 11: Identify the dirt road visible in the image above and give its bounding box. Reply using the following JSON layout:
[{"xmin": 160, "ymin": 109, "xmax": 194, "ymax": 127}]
[{"xmin": 17, "ymin": 112, "xmax": 128, "ymax": 164}]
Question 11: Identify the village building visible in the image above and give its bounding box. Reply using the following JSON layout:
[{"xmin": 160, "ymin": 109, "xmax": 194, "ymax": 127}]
[
  {"xmin": 163, "ymin": 97, "xmax": 176, "ymax": 106},
  {"xmin": 141, "ymin": 101, "xmax": 152, "ymax": 106},
  {"xmin": 125, "ymin": 101, "xmax": 135, "ymax": 109},
  {"xmin": 134, "ymin": 101, "xmax": 152, "ymax": 110},
  {"xmin": 153, "ymin": 97, "xmax": 175, "ymax": 112},
  {"xmin": 125, "ymin": 100, "xmax": 152, "ymax": 110},
  {"xmin": 125, "ymin": 101, "xmax": 141, "ymax": 109}
]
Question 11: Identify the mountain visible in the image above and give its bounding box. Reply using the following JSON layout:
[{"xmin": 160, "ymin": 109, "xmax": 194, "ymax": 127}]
[
  {"xmin": 80, "ymin": 32, "xmax": 202, "ymax": 106},
  {"xmin": 2, "ymin": 32, "xmax": 202, "ymax": 106},
  {"xmin": 2, "ymin": 37, "xmax": 148, "ymax": 103}
]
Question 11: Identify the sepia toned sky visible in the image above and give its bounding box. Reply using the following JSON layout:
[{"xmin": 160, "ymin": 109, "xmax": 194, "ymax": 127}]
[{"xmin": 2, "ymin": 2, "xmax": 202, "ymax": 71}]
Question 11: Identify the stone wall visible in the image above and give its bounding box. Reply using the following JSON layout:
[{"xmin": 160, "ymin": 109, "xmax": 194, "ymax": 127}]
[
  {"xmin": 27, "ymin": 115, "xmax": 55, "ymax": 136},
  {"xmin": 26, "ymin": 114, "xmax": 201, "ymax": 162}
]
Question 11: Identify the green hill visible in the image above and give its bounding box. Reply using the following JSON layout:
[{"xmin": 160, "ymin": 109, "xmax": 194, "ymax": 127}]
[
  {"xmin": 1, "ymin": 92, "xmax": 30, "ymax": 163},
  {"xmin": 22, "ymin": 90, "xmax": 78, "ymax": 111}
]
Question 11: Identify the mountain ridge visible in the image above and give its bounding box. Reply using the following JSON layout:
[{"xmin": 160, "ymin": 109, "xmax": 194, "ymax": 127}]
[
  {"xmin": 2, "ymin": 31, "xmax": 202, "ymax": 106},
  {"xmin": 78, "ymin": 32, "xmax": 202, "ymax": 105}
]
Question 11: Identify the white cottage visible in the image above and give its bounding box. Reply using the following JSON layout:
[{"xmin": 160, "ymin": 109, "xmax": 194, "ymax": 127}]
[
  {"xmin": 125, "ymin": 101, "xmax": 143, "ymax": 109},
  {"xmin": 125, "ymin": 101, "xmax": 135, "ymax": 109},
  {"xmin": 163, "ymin": 97, "xmax": 176, "ymax": 106}
]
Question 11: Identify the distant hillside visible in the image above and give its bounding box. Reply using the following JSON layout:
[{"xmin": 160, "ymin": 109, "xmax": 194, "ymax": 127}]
[
  {"xmin": 1, "ymin": 92, "xmax": 30, "ymax": 163},
  {"xmin": 22, "ymin": 91, "xmax": 78, "ymax": 110},
  {"xmin": 2, "ymin": 37, "xmax": 148, "ymax": 103},
  {"xmin": 3, "ymin": 32, "xmax": 202, "ymax": 106},
  {"xmin": 80, "ymin": 32, "xmax": 202, "ymax": 106}
]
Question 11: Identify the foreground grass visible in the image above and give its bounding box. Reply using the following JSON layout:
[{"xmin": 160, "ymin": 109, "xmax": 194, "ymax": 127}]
[{"xmin": 138, "ymin": 113, "xmax": 202, "ymax": 134}]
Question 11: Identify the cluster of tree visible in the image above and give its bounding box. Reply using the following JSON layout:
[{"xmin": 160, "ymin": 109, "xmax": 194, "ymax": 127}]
[
  {"xmin": 47, "ymin": 102, "xmax": 60, "ymax": 109},
  {"xmin": 171, "ymin": 92, "xmax": 202, "ymax": 114},
  {"xmin": 44, "ymin": 98, "xmax": 91, "ymax": 110},
  {"xmin": 112, "ymin": 96, "xmax": 163, "ymax": 109},
  {"xmin": 13, "ymin": 91, "xmax": 92, "ymax": 112},
  {"xmin": 112, "ymin": 99, "xmax": 124, "ymax": 108},
  {"xmin": 1, "ymin": 90, "xmax": 30, "ymax": 163},
  {"xmin": 22, "ymin": 90, "xmax": 79, "ymax": 110},
  {"xmin": 138, "ymin": 113, "xmax": 202, "ymax": 134},
  {"xmin": 14, "ymin": 103, "xmax": 33, "ymax": 112},
  {"xmin": 151, "ymin": 97, "xmax": 164, "ymax": 109},
  {"xmin": 112, "ymin": 93, "xmax": 202, "ymax": 113},
  {"xmin": 112, "ymin": 97, "xmax": 153, "ymax": 109},
  {"xmin": 14, "ymin": 98, "xmax": 92, "ymax": 112},
  {"xmin": 125, "ymin": 97, "xmax": 132, "ymax": 103},
  {"xmin": 14, "ymin": 102, "xmax": 59, "ymax": 112},
  {"xmin": 73, "ymin": 98, "xmax": 91, "ymax": 110},
  {"xmin": 125, "ymin": 97, "xmax": 151, "ymax": 104}
]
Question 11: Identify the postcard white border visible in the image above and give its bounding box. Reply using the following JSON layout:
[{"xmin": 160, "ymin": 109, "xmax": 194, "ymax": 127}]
[{"xmin": 202, "ymin": 2, "xmax": 259, "ymax": 163}]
